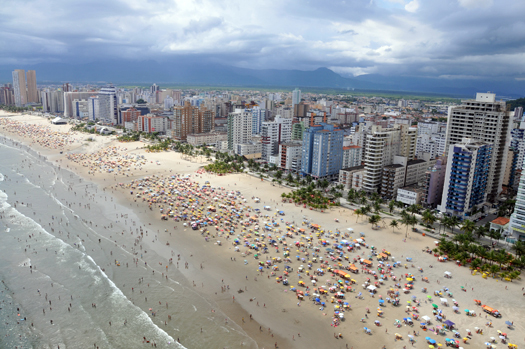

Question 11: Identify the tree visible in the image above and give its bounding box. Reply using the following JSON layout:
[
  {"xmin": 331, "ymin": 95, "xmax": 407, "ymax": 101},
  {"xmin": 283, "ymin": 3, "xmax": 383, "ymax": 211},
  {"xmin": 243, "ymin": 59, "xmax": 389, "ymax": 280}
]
[
  {"xmin": 136, "ymin": 98, "xmax": 147, "ymax": 104},
  {"xmin": 421, "ymin": 210, "xmax": 436, "ymax": 227},
  {"xmin": 388, "ymin": 200, "xmax": 395, "ymax": 213},
  {"xmin": 275, "ymin": 170, "xmax": 283, "ymax": 180},
  {"xmin": 390, "ymin": 219, "xmax": 399, "ymax": 233},
  {"xmin": 368, "ymin": 214, "xmax": 381, "ymax": 228},
  {"xmin": 489, "ymin": 264, "xmax": 500, "ymax": 278},
  {"xmin": 354, "ymin": 208, "xmax": 362, "ymax": 222},
  {"xmin": 511, "ymin": 241, "xmax": 525, "ymax": 257},
  {"xmin": 400, "ymin": 214, "xmax": 411, "ymax": 238},
  {"xmin": 449, "ymin": 216, "xmax": 460, "ymax": 234},
  {"xmin": 460, "ymin": 219, "xmax": 476, "ymax": 235}
]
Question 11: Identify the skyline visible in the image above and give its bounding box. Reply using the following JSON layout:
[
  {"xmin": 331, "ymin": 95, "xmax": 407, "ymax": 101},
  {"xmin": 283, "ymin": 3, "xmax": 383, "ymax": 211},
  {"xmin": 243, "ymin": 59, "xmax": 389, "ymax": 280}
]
[{"xmin": 1, "ymin": 0, "xmax": 524, "ymax": 84}]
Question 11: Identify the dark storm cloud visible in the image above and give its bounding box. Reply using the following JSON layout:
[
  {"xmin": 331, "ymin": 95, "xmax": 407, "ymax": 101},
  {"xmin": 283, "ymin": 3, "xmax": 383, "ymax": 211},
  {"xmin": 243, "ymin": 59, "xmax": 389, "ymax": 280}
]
[{"xmin": 0, "ymin": 0, "xmax": 523, "ymax": 79}]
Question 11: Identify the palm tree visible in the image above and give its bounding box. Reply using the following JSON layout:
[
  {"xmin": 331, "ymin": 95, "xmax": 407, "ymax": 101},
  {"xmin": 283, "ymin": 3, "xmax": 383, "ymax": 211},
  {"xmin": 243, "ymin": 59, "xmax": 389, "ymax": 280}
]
[
  {"xmin": 421, "ymin": 210, "xmax": 436, "ymax": 227},
  {"xmin": 470, "ymin": 258, "xmax": 481, "ymax": 271},
  {"xmin": 369, "ymin": 214, "xmax": 381, "ymax": 229},
  {"xmin": 449, "ymin": 216, "xmax": 460, "ymax": 234},
  {"xmin": 373, "ymin": 201, "xmax": 381, "ymax": 213},
  {"xmin": 460, "ymin": 219, "xmax": 476, "ymax": 235},
  {"xmin": 511, "ymin": 241, "xmax": 525, "ymax": 257},
  {"xmin": 388, "ymin": 200, "xmax": 395, "ymax": 213},
  {"xmin": 400, "ymin": 214, "xmax": 411, "ymax": 238},
  {"xmin": 489, "ymin": 264, "xmax": 500, "ymax": 278},
  {"xmin": 390, "ymin": 219, "xmax": 399, "ymax": 233},
  {"xmin": 354, "ymin": 208, "xmax": 362, "ymax": 222},
  {"xmin": 474, "ymin": 225, "xmax": 487, "ymax": 240}
]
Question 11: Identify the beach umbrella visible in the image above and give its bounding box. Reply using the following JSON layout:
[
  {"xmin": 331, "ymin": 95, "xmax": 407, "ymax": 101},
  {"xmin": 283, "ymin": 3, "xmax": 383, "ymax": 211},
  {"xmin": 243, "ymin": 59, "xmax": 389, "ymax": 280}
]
[
  {"xmin": 425, "ymin": 337, "xmax": 431, "ymax": 341},
  {"xmin": 432, "ymin": 304, "xmax": 438, "ymax": 308},
  {"xmin": 464, "ymin": 309, "xmax": 469, "ymax": 313},
  {"xmin": 505, "ymin": 321, "xmax": 513, "ymax": 326}
]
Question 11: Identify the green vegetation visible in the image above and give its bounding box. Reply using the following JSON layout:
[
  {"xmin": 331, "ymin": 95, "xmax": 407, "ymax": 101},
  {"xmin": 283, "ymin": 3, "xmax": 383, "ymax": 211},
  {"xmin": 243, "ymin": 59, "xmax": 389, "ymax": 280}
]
[
  {"xmin": 507, "ymin": 97, "xmax": 525, "ymax": 111},
  {"xmin": 0, "ymin": 104, "xmax": 31, "ymax": 113},
  {"xmin": 136, "ymin": 99, "xmax": 147, "ymax": 104},
  {"xmin": 117, "ymin": 132, "xmax": 140, "ymax": 142},
  {"xmin": 145, "ymin": 139, "xmax": 173, "ymax": 152},
  {"xmin": 281, "ymin": 184, "xmax": 338, "ymax": 211},
  {"xmin": 437, "ymin": 237, "xmax": 522, "ymax": 280}
]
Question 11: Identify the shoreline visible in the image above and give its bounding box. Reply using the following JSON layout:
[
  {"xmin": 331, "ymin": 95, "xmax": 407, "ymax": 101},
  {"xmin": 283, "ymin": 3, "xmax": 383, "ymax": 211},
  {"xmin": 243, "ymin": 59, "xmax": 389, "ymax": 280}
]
[{"xmin": 2, "ymin": 111, "xmax": 525, "ymax": 349}]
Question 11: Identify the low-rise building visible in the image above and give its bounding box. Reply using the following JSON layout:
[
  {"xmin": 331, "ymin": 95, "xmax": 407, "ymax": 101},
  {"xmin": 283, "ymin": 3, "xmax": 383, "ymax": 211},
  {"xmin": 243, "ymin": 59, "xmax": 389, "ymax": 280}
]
[
  {"xmin": 187, "ymin": 132, "xmax": 227, "ymax": 146},
  {"xmin": 235, "ymin": 142, "xmax": 262, "ymax": 158},
  {"xmin": 339, "ymin": 165, "xmax": 366, "ymax": 191},
  {"xmin": 397, "ymin": 185, "xmax": 425, "ymax": 206}
]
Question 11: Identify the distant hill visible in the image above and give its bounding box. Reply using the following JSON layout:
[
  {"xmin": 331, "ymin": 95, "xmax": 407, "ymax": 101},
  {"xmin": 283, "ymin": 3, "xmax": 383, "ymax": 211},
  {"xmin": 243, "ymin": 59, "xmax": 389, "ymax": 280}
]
[
  {"xmin": 508, "ymin": 97, "xmax": 525, "ymax": 110},
  {"xmin": 0, "ymin": 60, "xmax": 524, "ymax": 97}
]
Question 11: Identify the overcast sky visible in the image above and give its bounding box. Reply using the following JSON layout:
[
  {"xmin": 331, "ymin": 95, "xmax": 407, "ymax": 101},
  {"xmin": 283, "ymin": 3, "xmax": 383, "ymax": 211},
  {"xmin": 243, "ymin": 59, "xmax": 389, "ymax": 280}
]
[{"xmin": 1, "ymin": 0, "xmax": 524, "ymax": 79}]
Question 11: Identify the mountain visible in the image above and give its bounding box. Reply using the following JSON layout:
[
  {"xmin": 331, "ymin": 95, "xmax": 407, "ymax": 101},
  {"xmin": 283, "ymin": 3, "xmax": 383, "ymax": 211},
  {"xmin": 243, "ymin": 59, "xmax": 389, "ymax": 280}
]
[{"xmin": 0, "ymin": 60, "xmax": 524, "ymax": 97}]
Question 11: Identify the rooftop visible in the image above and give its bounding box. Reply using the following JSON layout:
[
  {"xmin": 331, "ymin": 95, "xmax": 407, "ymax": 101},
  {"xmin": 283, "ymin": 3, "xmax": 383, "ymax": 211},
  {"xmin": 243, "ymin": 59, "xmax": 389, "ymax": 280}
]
[{"xmin": 491, "ymin": 217, "xmax": 510, "ymax": 226}]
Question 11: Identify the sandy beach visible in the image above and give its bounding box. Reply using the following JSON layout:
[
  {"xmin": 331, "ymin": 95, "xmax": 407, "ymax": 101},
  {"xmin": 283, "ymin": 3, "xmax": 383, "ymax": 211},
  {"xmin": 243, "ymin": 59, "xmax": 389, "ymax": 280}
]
[{"xmin": 1, "ymin": 110, "xmax": 525, "ymax": 349}]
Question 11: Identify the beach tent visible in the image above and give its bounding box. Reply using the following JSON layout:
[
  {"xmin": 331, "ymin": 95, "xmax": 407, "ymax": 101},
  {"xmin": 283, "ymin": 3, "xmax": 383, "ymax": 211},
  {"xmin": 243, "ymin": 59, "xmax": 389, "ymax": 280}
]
[{"xmin": 52, "ymin": 117, "xmax": 68, "ymax": 125}]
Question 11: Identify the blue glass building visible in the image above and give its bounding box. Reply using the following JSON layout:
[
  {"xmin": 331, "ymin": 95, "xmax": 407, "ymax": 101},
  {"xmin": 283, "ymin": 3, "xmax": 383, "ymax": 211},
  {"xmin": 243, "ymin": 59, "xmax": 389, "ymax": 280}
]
[
  {"xmin": 440, "ymin": 139, "xmax": 492, "ymax": 217},
  {"xmin": 301, "ymin": 123, "xmax": 344, "ymax": 180}
]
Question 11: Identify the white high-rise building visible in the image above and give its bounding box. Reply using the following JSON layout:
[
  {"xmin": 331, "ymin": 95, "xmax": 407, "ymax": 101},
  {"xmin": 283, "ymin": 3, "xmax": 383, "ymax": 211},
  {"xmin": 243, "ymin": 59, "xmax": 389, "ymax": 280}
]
[
  {"xmin": 98, "ymin": 86, "xmax": 118, "ymax": 124},
  {"xmin": 444, "ymin": 92, "xmax": 512, "ymax": 202},
  {"xmin": 261, "ymin": 115, "xmax": 292, "ymax": 161},
  {"xmin": 88, "ymin": 96, "xmax": 100, "ymax": 121},
  {"xmin": 363, "ymin": 124, "xmax": 417, "ymax": 193},
  {"xmin": 509, "ymin": 157, "xmax": 525, "ymax": 241},
  {"xmin": 227, "ymin": 108, "xmax": 253, "ymax": 152},
  {"xmin": 292, "ymin": 88, "xmax": 301, "ymax": 106}
]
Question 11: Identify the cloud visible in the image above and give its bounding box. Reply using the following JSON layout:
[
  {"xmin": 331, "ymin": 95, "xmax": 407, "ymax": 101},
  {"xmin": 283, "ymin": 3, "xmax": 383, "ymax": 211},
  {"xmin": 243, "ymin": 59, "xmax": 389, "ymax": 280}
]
[
  {"xmin": 458, "ymin": 0, "xmax": 493, "ymax": 9},
  {"xmin": 0, "ymin": 0, "xmax": 523, "ymax": 81},
  {"xmin": 405, "ymin": 0, "xmax": 419, "ymax": 13}
]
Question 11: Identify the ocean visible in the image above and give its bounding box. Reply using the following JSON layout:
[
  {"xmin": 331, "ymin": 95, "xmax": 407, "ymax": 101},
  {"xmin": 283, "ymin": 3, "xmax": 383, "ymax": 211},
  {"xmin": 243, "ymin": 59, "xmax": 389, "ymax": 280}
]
[{"xmin": 0, "ymin": 136, "xmax": 257, "ymax": 349}]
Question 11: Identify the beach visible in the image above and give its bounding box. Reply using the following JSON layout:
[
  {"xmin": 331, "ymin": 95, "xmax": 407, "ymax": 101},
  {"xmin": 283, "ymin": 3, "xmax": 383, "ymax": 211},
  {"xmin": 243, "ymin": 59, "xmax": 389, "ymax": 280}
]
[{"xmin": 1, "ymin": 110, "xmax": 525, "ymax": 349}]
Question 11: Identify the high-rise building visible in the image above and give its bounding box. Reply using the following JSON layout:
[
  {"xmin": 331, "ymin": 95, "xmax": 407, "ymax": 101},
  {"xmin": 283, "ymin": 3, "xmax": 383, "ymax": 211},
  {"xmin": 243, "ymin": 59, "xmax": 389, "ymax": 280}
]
[
  {"xmin": 88, "ymin": 96, "xmax": 100, "ymax": 121},
  {"xmin": 26, "ymin": 70, "xmax": 38, "ymax": 103},
  {"xmin": 421, "ymin": 158, "xmax": 447, "ymax": 208},
  {"xmin": 172, "ymin": 101, "xmax": 215, "ymax": 141},
  {"xmin": 64, "ymin": 92, "xmax": 96, "ymax": 118},
  {"xmin": 301, "ymin": 123, "xmax": 344, "ymax": 180},
  {"xmin": 514, "ymin": 106, "xmax": 523, "ymax": 121},
  {"xmin": 227, "ymin": 108, "xmax": 253, "ymax": 151},
  {"xmin": 292, "ymin": 88, "xmax": 301, "ymax": 107},
  {"xmin": 98, "ymin": 86, "xmax": 118, "ymax": 124},
  {"xmin": 362, "ymin": 124, "xmax": 417, "ymax": 193},
  {"xmin": 251, "ymin": 107, "xmax": 270, "ymax": 135},
  {"xmin": 12, "ymin": 69, "xmax": 27, "ymax": 107},
  {"xmin": 150, "ymin": 83, "xmax": 159, "ymax": 94},
  {"xmin": 72, "ymin": 99, "xmax": 89, "ymax": 118},
  {"xmin": 509, "ymin": 158, "xmax": 525, "ymax": 241},
  {"xmin": 0, "ymin": 85, "xmax": 15, "ymax": 106},
  {"xmin": 439, "ymin": 138, "xmax": 492, "ymax": 217},
  {"xmin": 261, "ymin": 115, "xmax": 292, "ymax": 161},
  {"xmin": 342, "ymin": 145, "xmax": 362, "ymax": 168},
  {"xmin": 444, "ymin": 93, "xmax": 511, "ymax": 202}
]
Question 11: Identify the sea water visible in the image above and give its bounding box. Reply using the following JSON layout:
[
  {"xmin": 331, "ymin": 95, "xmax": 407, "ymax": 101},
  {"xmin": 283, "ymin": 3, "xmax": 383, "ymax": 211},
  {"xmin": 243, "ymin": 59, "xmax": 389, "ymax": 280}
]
[{"xmin": 0, "ymin": 137, "xmax": 257, "ymax": 348}]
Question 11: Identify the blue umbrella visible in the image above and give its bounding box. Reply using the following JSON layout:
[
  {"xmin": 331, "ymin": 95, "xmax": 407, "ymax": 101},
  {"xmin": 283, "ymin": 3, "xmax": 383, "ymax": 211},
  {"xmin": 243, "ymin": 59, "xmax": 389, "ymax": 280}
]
[
  {"xmin": 429, "ymin": 339, "xmax": 436, "ymax": 344},
  {"xmin": 505, "ymin": 321, "xmax": 513, "ymax": 326}
]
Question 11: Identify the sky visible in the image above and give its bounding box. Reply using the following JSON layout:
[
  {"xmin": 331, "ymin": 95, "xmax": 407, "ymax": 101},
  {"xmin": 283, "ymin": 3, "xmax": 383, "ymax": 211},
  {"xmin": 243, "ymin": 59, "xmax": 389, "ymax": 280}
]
[{"xmin": 1, "ymin": 0, "xmax": 524, "ymax": 80}]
